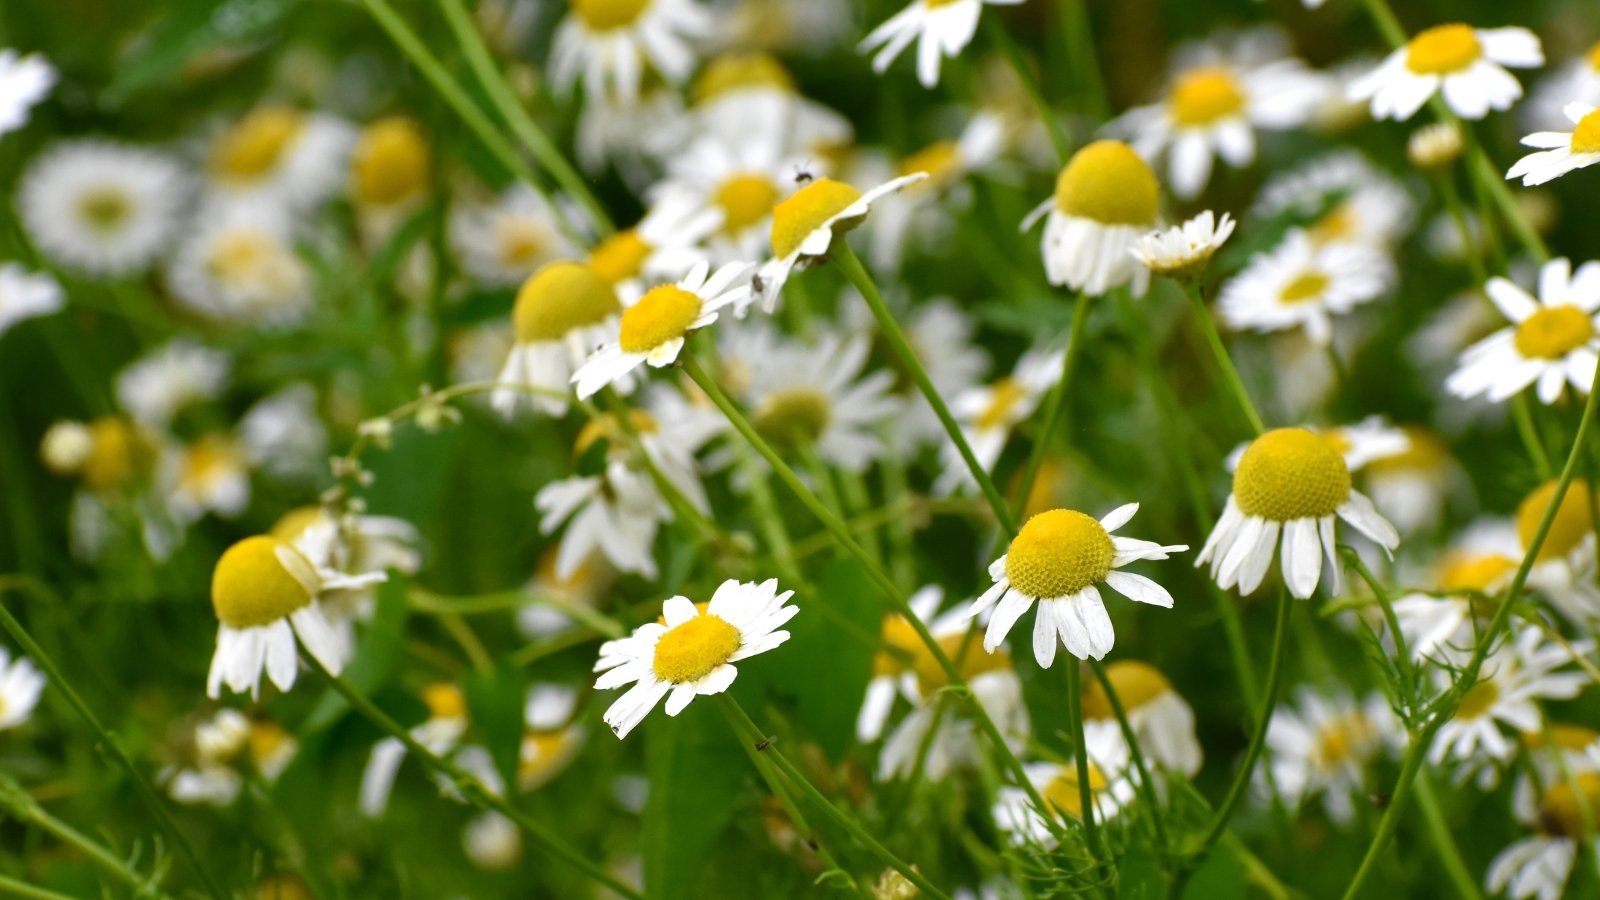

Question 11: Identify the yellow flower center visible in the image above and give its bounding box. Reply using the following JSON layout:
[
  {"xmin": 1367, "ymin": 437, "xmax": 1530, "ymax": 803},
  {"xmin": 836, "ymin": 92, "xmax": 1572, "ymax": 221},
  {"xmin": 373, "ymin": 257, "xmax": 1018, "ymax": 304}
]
[
  {"xmin": 975, "ymin": 377, "xmax": 1025, "ymax": 431},
  {"xmin": 899, "ymin": 140, "xmax": 961, "ymax": 188},
  {"xmin": 1169, "ymin": 66, "xmax": 1247, "ymax": 127},
  {"xmin": 770, "ymin": 178, "xmax": 864, "ymax": 259},
  {"xmin": 77, "ymin": 188, "xmax": 131, "ymax": 233},
  {"xmin": 1588, "ymin": 41, "xmax": 1600, "ymax": 73},
  {"xmin": 271, "ymin": 506, "xmax": 324, "ymax": 544},
  {"xmin": 1307, "ymin": 202, "xmax": 1357, "ymax": 245},
  {"xmin": 512, "ymin": 261, "xmax": 622, "ymax": 343},
  {"xmin": 692, "ymin": 53, "xmax": 795, "ymax": 104},
  {"xmin": 871, "ymin": 615, "xmax": 927, "ymax": 678},
  {"xmin": 249, "ymin": 721, "xmax": 292, "ymax": 767},
  {"xmin": 496, "ymin": 218, "xmax": 552, "ymax": 269},
  {"xmin": 255, "ymin": 875, "xmax": 313, "ymax": 900},
  {"xmin": 1540, "ymin": 773, "xmax": 1600, "ymax": 838},
  {"xmin": 519, "ymin": 729, "xmax": 580, "ymax": 787},
  {"xmin": 1081, "ymin": 660, "xmax": 1172, "ymax": 720},
  {"xmin": 1455, "ymin": 679, "xmax": 1499, "ymax": 720},
  {"xmin": 1367, "ymin": 426, "xmax": 1449, "ymax": 474},
  {"xmin": 1042, "ymin": 763, "xmax": 1109, "ymax": 819},
  {"xmin": 210, "ymin": 106, "xmax": 304, "ymax": 183},
  {"xmin": 422, "ymin": 682, "xmax": 467, "ymax": 720},
  {"xmin": 619, "ymin": 284, "xmax": 703, "ymax": 353},
  {"xmin": 573, "ymin": 0, "xmax": 651, "ymax": 31},
  {"xmin": 1278, "ymin": 271, "xmax": 1331, "ymax": 306},
  {"xmin": 83, "ymin": 417, "xmax": 152, "ymax": 492},
  {"xmin": 1405, "ymin": 24, "xmax": 1482, "ymax": 76},
  {"xmin": 587, "ymin": 229, "xmax": 652, "ymax": 285},
  {"xmin": 211, "ymin": 536, "xmax": 314, "ymax": 630},
  {"xmin": 1436, "ymin": 551, "xmax": 1516, "ymax": 592},
  {"xmin": 1233, "ymin": 428, "xmax": 1353, "ymax": 521},
  {"xmin": 651, "ymin": 611, "xmax": 742, "ymax": 683},
  {"xmin": 1516, "ymin": 479, "xmax": 1595, "ymax": 562},
  {"xmin": 351, "ymin": 117, "xmax": 430, "ymax": 207},
  {"xmin": 1514, "ymin": 306, "xmax": 1595, "ymax": 359},
  {"xmin": 1526, "ymin": 723, "xmax": 1600, "ymax": 752},
  {"xmin": 1052, "ymin": 140, "xmax": 1159, "ymax": 227},
  {"xmin": 574, "ymin": 410, "xmax": 660, "ymax": 457},
  {"xmin": 181, "ymin": 434, "xmax": 241, "ymax": 491},
  {"xmin": 1571, "ymin": 108, "xmax": 1600, "ymax": 155},
  {"xmin": 206, "ymin": 230, "xmax": 281, "ymax": 287},
  {"xmin": 1313, "ymin": 712, "xmax": 1374, "ymax": 768},
  {"xmin": 714, "ymin": 173, "xmax": 780, "ymax": 234},
  {"xmin": 753, "ymin": 387, "xmax": 832, "ymax": 449},
  {"xmin": 1004, "ymin": 509, "xmax": 1115, "ymax": 599}
]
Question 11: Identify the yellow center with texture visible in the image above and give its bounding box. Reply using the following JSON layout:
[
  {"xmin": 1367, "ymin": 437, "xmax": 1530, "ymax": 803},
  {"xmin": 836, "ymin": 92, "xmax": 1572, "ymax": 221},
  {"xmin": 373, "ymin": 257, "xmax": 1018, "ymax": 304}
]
[
  {"xmin": 620, "ymin": 285, "xmax": 703, "ymax": 353},
  {"xmin": 512, "ymin": 261, "xmax": 622, "ymax": 343},
  {"xmin": 1004, "ymin": 509, "xmax": 1114, "ymax": 599},
  {"xmin": 652, "ymin": 612, "xmax": 741, "ymax": 683},
  {"xmin": 1515, "ymin": 479, "xmax": 1595, "ymax": 562},
  {"xmin": 753, "ymin": 388, "xmax": 831, "ymax": 448},
  {"xmin": 1081, "ymin": 660, "xmax": 1171, "ymax": 719},
  {"xmin": 1313, "ymin": 713, "xmax": 1373, "ymax": 767},
  {"xmin": 715, "ymin": 174, "xmax": 780, "ymax": 234},
  {"xmin": 1405, "ymin": 24, "xmax": 1482, "ymax": 75},
  {"xmin": 769, "ymin": 178, "xmax": 863, "ymax": 259},
  {"xmin": 587, "ymin": 229, "xmax": 652, "ymax": 284},
  {"xmin": 1169, "ymin": 67, "xmax": 1246, "ymax": 127},
  {"xmin": 352, "ymin": 117, "xmax": 430, "ymax": 207},
  {"xmin": 210, "ymin": 107, "xmax": 303, "ymax": 182},
  {"xmin": 1233, "ymin": 428, "xmax": 1352, "ymax": 521},
  {"xmin": 573, "ymin": 0, "xmax": 651, "ymax": 31},
  {"xmin": 1052, "ymin": 140, "xmax": 1159, "ymax": 227},
  {"xmin": 1571, "ymin": 109, "xmax": 1600, "ymax": 154},
  {"xmin": 211, "ymin": 536, "xmax": 313, "ymax": 630},
  {"xmin": 1513, "ymin": 306, "xmax": 1594, "ymax": 360},
  {"xmin": 1278, "ymin": 271, "xmax": 1331, "ymax": 306}
]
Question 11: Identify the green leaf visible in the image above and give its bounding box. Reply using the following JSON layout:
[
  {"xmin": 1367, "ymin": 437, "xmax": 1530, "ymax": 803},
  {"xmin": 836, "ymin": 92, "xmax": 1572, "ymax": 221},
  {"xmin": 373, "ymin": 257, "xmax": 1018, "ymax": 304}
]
[
  {"xmin": 464, "ymin": 660, "xmax": 526, "ymax": 791},
  {"xmin": 1117, "ymin": 837, "xmax": 1167, "ymax": 900},
  {"xmin": 642, "ymin": 699, "xmax": 748, "ymax": 900},
  {"xmin": 772, "ymin": 557, "xmax": 883, "ymax": 761},
  {"xmin": 106, "ymin": 0, "xmax": 301, "ymax": 102},
  {"xmin": 301, "ymin": 573, "xmax": 411, "ymax": 732}
]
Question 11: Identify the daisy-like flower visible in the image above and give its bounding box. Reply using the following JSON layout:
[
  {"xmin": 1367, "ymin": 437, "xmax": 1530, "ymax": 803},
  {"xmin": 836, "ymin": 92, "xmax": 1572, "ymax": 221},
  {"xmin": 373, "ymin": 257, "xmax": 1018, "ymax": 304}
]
[
  {"xmin": 348, "ymin": 116, "xmax": 430, "ymax": 216},
  {"xmin": 858, "ymin": 586, "xmax": 979, "ymax": 743},
  {"xmin": 1218, "ymin": 229, "xmax": 1394, "ymax": 345},
  {"xmin": 517, "ymin": 684, "xmax": 585, "ymax": 791},
  {"xmin": 1513, "ymin": 479, "xmax": 1600, "ymax": 628},
  {"xmin": 967, "ymin": 504, "xmax": 1188, "ymax": 664},
  {"xmin": 239, "ymin": 385, "xmax": 329, "ymax": 483},
  {"xmin": 593, "ymin": 579, "xmax": 798, "ymax": 738},
  {"xmin": 1362, "ymin": 425, "xmax": 1461, "ymax": 535},
  {"xmin": 587, "ymin": 192, "xmax": 718, "ymax": 301},
  {"xmin": 1022, "ymin": 140, "xmax": 1159, "ymax": 297},
  {"xmin": 0, "ymin": 50, "xmax": 54, "ymax": 137},
  {"xmin": 19, "ymin": 140, "xmax": 188, "ymax": 277},
  {"xmin": 163, "ymin": 433, "xmax": 250, "ymax": 524},
  {"xmin": 166, "ymin": 202, "xmax": 311, "ymax": 327},
  {"xmin": 753, "ymin": 172, "xmax": 926, "ymax": 312},
  {"xmin": 1130, "ymin": 210, "xmax": 1235, "ymax": 283},
  {"xmin": 1507, "ymin": 102, "xmax": 1600, "ymax": 186},
  {"xmin": 859, "ymin": 0, "xmax": 1022, "ymax": 89},
  {"xmin": 0, "ymin": 263, "xmax": 62, "ymax": 338},
  {"xmin": 0, "ymin": 646, "xmax": 44, "ymax": 730},
  {"xmin": 164, "ymin": 710, "xmax": 298, "ymax": 806},
  {"xmin": 995, "ymin": 722, "xmax": 1135, "ymax": 843},
  {"xmin": 574, "ymin": 261, "xmax": 751, "ymax": 398},
  {"xmin": 653, "ymin": 137, "xmax": 808, "ymax": 265},
  {"xmin": 206, "ymin": 535, "xmax": 386, "ymax": 699},
  {"xmin": 360, "ymin": 682, "xmax": 470, "ymax": 817},
  {"xmin": 1349, "ymin": 23, "xmax": 1543, "ymax": 121},
  {"xmin": 935, "ymin": 341, "xmax": 1062, "ymax": 495},
  {"xmin": 204, "ymin": 105, "xmax": 354, "ymax": 212},
  {"xmin": 653, "ymin": 52, "xmax": 852, "ymax": 162},
  {"xmin": 1080, "ymin": 660, "xmax": 1202, "ymax": 777},
  {"xmin": 1490, "ymin": 763, "xmax": 1600, "ymax": 900},
  {"xmin": 1197, "ymin": 427, "xmax": 1400, "ymax": 599},
  {"xmin": 1524, "ymin": 41, "xmax": 1600, "ymax": 131},
  {"xmin": 492, "ymin": 261, "xmax": 624, "ymax": 417},
  {"xmin": 550, "ymin": 0, "xmax": 712, "ymax": 105},
  {"xmin": 1263, "ymin": 688, "xmax": 1394, "ymax": 825},
  {"xmin": 115, "ymin": 340, "xmax": 230, "ymax": 427},
  {"xmin": 450, "ymin": 184, "xmax": 579, "ymax": 288},
  {"xmin": 1252, "ymin": 152, "xmax": 1415, "ymax": 251},
  {"xmin": 878, "ymin": 661, "xmax": 1026, "ymax": 782},
  {"xmin": 1446, "ymin": 258, "xmax": 1600, "ymax": 405},
  {"xmin": 866, "ymin": 113, "xmax": 1007, "ymax": 268},
  {"xmin": 42, "ymin": 416, "xmax": 157, "ymax": 495},
  {"xmin": 1429, "ymin": 626, "xmax": 1589, "ymax": 769}
]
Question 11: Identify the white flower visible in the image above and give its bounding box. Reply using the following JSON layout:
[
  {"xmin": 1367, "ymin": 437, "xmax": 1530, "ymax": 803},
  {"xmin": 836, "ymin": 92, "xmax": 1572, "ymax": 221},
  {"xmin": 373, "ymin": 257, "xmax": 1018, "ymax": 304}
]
[
  {"xmin": 650, "ymin": 138, "xmax": 810, "ymax": 266},
  {"xmin": 1196, "ymin": 428, "xmax": 1399, "ymax": 599},
  {"xmin": 492, "ymin": 261, "xmax": 624, "ymax": 417},
  {"xmin": 240, "ymin": 385, "xmax": 328, "ymax": 483},
  {"xmin": 206, "ymin": 535, "xmax": 386, "ymax": 699},
  {"xmin": 550, "ymin": 0, "xmax": 712, "ymax": 104},
  {"xmin": 1361, "ymin": 425, "xmax": 1460, "ymax": 535},
  {"xmin": 1429, "ymin": 627, "xmax": 1590, "ymax": 769},
  {"xmin": 1252, "ymin": 152, "xmax": 1415, "ymax": 250},
  {"xmin": 866, "ymin": 113, "xmax": 1007, "ymax": 267},
  {"xmin": 1487, "ymin": 835, "xmax": 1584, "ymax": 900},
  {"xmin": 994, "ymin": 723, "xmax": 1135, "ymax": 844},
  {"xmin": 1263, "ymin": 689, "xmax": 1394, "ymax": 825},
  {"xmin": 1349, "ymin": 24, "xmax": 1543, "ymax": 121},
  {"xmin": 1080, "ymin": 661, "xmax": 1202, "ymax": 777},
  {"xmin": 573, "ymin": 260, "xmax": 752, "ymax": 399},
  {"xmin": 0, "ymin": 50, "xmax": 54, "ymax": 137},
  {"xmin": 857, "ymin": 586, "xmax": 953, "ymax": 743},
  {"xmin": 593, "ymin": 579, "xmax": 798, "ymax": 738},
  {"xmin": 162, "ymin": 433, "xmax": 251, "ymax": 524},
  {"xmin": 575, "ymin": 83, "xmax": 685, "ymax": 175},
  {"xmin": 464, "ymin": 812, "xmax": 522, "ymax": 870},
  {"xmin": 587, "ymin": 191, "xmax": 720, "ymax": 301},
  {"xmin": 450, "ymin": 184, "xmax": 580, "ymax": 287},
  {"xmin": 0, "ymin": 263, "xmax": 62, "ymax": 337},
  {"xmin": 1022, "ymin": 140, "xmax": 1159, "ymax": 297},
  {"xmin": 0, "ymin": 646, "xmax": 44, "ymax": 730},
  {"xmin": 878, "ymin": 665, "xmax": 1027, "ymax": 782},
  {"xmin": 1131, "ymin": 210, "xmax": 1235, "ymax": 281},
  {"xmin": 360, "ymin": 682, "xmax": 469, "ymax": 817},
  {"xmin": 115, "ymin": 340, "xmax": 230, "ymax": 426},
  {"xmin": 203, "ymin": 105, "xmax": 354, "ymax": 212},
  {"xmin": 19, "ymin": 140, "xmax": 188, "ymax": 277},
  {"xmin": 1446, "ymin": 258, "xmax": 1600, "ymax": 405},
  {"xmin": 1218, "ymin": 229, "xmax": 1394, "ymax": 345},
  {"xmin": 967, "ymin": 504, "xmax": 1187, "ymax": 665},
  {"xmin": 517, "ymin": 684, "xmax": 585, "ymax": 790},
  {"xmin": 1522, "ymin": 41, "xmax": 1600, "ymax": 132},
  {"xmin": 859, "ymin": 0, "xmax": 1022, "ymax": 89},
  {"xmin": 1511, "ymin": 480, "xmax": 1600, "ymax": 629},
  {"xmin": 649, "ymin": 52, "xmax": 852, "ymax": 164},
  {"xmin": 1507, "ymin": 102, "xmax": 1600, "ymax": 186},
  {"xmin": 166, "ymin": 202, "xmax": 311, "ymax": 327},
  {"xmin": 936, "ymin": 341, "xmax": 1061, "ymax": 495}
]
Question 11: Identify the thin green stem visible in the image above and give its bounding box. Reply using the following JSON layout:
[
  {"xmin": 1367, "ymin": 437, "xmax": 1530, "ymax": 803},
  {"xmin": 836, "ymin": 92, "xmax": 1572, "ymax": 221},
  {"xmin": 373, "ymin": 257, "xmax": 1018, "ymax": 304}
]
[
  {"xmin": 1012, "ymin": 294, "xmax": 1090, "ymax": 519},
  {"xmin": 1088, "ymin": 659, "xmax": 1170, "ymax": 857},
  {"xmin": 1434, "ymin": 174, "xmax": 1489, "ymax": 288},
  {"xmin": 0, "ymin": 580, "xmax": 225, "ymax": 900},
  {"xmin": 983, "ymin": 17, "xmax": 1072, "ymax": 164},
  {"xmin": 0, "ymin": 774, "xmax": 175, "ymax": 899},
  {"xmin": 1341, "ymin": 548, "xmax": 1419, "ymax": 711},
  {"xmin": 300, "ymin": 649, "xmax": 644, "ymax": 900},
  {"xmin": 0, "ymin": 874, "xmax": 79, "ymax": 900},
  {"xmin": 1512, "ymin": 393, "xmax": 1553, "ymax": 479},
  {"xmin": 1063, "ymin": 661, "xmax": 1106, "ymax": 874},
  {"xmin": 1182, "ymin": 282, "xmax": 1266, "ymax": 436},
  {"xmin": 1413, "ymin": 772, "xmax": 1484, "ymax": 900}
]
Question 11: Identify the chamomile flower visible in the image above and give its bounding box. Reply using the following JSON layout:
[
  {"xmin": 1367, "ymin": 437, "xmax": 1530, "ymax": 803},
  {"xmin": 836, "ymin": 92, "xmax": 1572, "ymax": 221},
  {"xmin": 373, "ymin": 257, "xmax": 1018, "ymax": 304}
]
[
  {"xmin": 593, "ymin": 579, "xmax": 798, "ymax": 738},
  {"xmin": 0, "ymin": 647, "xmax": 44, "ymax": 730},
  {"xmin": 1022, "ymin": 140, "xmax": 1159, "ymax": 297},
  {"xmin": 1507, "ymin": 103, "xmax": 1600, "ymax": 186},
  {"xmin": 1445, "ymin": 258, "xmax": 1600, "ymax": 405},
  {"xmin": 518, "ymin": 685, "xmax": 585, "ymax": 790},
  {"xmin": 653, "ymin": 52, "xmax": 852, "ymax": 161},
  {"xmin": 348, "ymin": 116, "xmax": 431, "ymax": 215},
  {"xmin": 166, "ymin": 202, "xmax": 311, "ymax": 327},
  {"xmin": 19, "ymin": 140, "xmax": 188, "ymax": 277},
  {"xmin": 360, "ymin": 682, "xmax": 469, "ymax": 816},
  {"xmin": 0, "ymin": 50, "xmax": 53, "ymax": 137},
  {"xmin": 859, "ymin": 0, "xmax": 1022, "ymax": 90},
  {"xmin": 1080, "ymin": 660, "xmax": 1202, "ymax": 777},
  {"xmin": 878, "ymin": 661, "xmax": 1027, "ymax": 782},
  {"xmin": 1349, "ymin": 24, "xmax": 1543, "ymax": 121},
  {"xmin": 0, "ymin": 263, "xmax": 62, "ymax": 338},
  {"xmin": 1524, "ymin": 41, "xmax": 1600, "ymax": 131},
  {"xmin": 239, "ymin": 385, "xmax": 329, "ymax": 483},
  {"xmin": 271, "ymin": 505, "xmax": 421, "ymax": 623},
  {"xmin": 1429, "ymin": 626, "xmax": 1589, "ymax": 769},
  {"xmin": 1218, "ymin": 229, "xmax": 1394, "ymax": 345},
  {"xmin": 1362, "ymin": 426, "xmax": 1461, "ymax": 535},
  {"xmin": 1130, "ymin": 210, "xmax": 1235, "ymax": 283},
  {"xmin": 573, "ymin": 261, "xmax": 752, "ymax": 399},
  {"xmin": 587, "ymin": 192, "xmax": 719, "ymax": 300},
  {"xmin": 858, "ymin": 586, "xmax": 954, "ymax": 743},
  {"xmin": 492, "ymin": 261, "xmax": 624, "ymax": 417},
  {"xmin": 995, "ymin": 723, "xmax": 1135, "ymax": 843},
  {"xmin": 1196, "ymin": 427, "xmax": 1400, "ymax": 599},
  {"xmin": 936, "ymin": 342, "xmax": 1063, "ymax": 495},
  {"xmin": 1490, "ymin": 759, "xmax": 1600, "ymax": 900},
  {"xmin": 1514, "ymin": 479, "xmax": 1600, "ymax": 628},
  {"xmin": 1264, "ymin": 688, "xmax": 1394, "ymax": 825},
  {"xmin": 206, "ymin": 535, "xmax": 386, "ymax": 699},
  {"xmin": 550, "ymin": 0, "xmax": 712, "ymax": 104},
  {"xmin": 1252, "ymin": 152, "xmax": 1415, "ymax": 250},
  {"xmin": 451, "ymin": 184, "xmax": 579, "ymax": 287},
  {"xmin": 115, "ymin": 340, "xmax": 230, "ymax": 427},
  {"xmin": 654, "ymin": 137, "xmax": 806, "ymax": 265},
  {"xmin": 163, "ymin": 433, "xmax": 251, "ymax": 524},
  {"xmin": 967, "ymin": 504, "xmax": 1188, "ymax": 665},
  {"xmin": 204, "ymin": 105, "xmax": 354, "ymax": 211},
  {"xmin": 753, "ymin": 172, "xmax": 926, "ymax": 312},
  {"xmin": 866, "ymin": 113, "xmax": 1007, "ymax": 267}
]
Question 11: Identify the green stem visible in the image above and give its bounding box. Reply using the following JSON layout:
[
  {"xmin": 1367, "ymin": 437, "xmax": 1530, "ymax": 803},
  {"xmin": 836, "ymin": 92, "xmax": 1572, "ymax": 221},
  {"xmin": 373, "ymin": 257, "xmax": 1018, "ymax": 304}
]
[
  {"xmin": 1063, "ymin": 661, "xmax": 1106, "ymax": 872},
  {"xmin": 1340, "ymin": 548, "xmax": 1418, "ymax": 712},
  {"xmin": 0, "ymin": 874, "xmax": 79, "ymax": 900},
  {"xmin": 300, "ymin": 649, "xmax": 643, "ymax": 900},
  {"xmin": 1088, "ymin": 659, "xmax": 1171, "ymax": 857},
  {"xmin": 1434, "ymin": 174, "xmax": 1489, "ymax": 288},
  {"xmin": 983, "ymin": 17, "xmax": 1072, "ymax": 164},
  {"xmin": 1512, "ymin": 393, "xmax": 1553, "ymax": 479},
  {"xmin": 1182, "ymin": 282, "xmax": 1266, "ymax": 436},
  {"xmin": 879, "ymin": 428, "xmax": 918, "ymax": 591},
  {"xmin": 0, "ymin": 773, "xmax": 175, "ymax": 899},
  {"xmin": 1412, "ymin": 772, "xmax": 1484, "ymax": 900},
  {"xmin": 1012, "ymin": 294, "xmax": 1091, "ymax": 520},
  {"xmin": 0, "ymin": 580, "xmax": 225, "ymax": 900}
]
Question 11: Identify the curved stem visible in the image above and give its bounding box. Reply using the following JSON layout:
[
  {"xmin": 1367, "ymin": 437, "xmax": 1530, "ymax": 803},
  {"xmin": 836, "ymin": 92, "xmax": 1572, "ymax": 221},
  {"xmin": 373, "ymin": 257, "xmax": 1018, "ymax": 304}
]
[
  {"xmin": 1512, "ymin": 394, "xmax": 1553, "ymax": 480},
  {"xmin": 1412, "ymin": 772, "xmax": 1484, "ymax": 900},
  {"xmin": 0, "ymin": 874, "xmax": 79, "ymax": 900},
  {"xmin": 1012, "ymin": 293, "xmax": 1091, "ymax": 520},
  {"xmin": 1064, "ymin": 661, "xmax": 1105, "ymax": 870},
  {"xmin": 1341, "ymin": 548, "xmax": 1418, "ymax": 712},
  {"xmin": 1181, "ymin": 282, "xmax": 1266, "ymax": 437},
  {"xmin": 0, "ymin": 773, "xmax": 175, "ymax": 899},
  {"xmin": 1088, "ymin": 660, "xmax": 1170, "ymax": 856}
]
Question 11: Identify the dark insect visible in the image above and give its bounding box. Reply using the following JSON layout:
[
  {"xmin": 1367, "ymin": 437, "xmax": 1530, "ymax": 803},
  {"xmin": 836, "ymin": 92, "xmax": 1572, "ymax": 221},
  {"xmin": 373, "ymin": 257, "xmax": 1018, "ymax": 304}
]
[
  {"xmin": 793, "ymin": 166, "xmax": 814, "ymax": 185},
  {"xmin": 751, "ymin": 272, "xmax": 765, "ymax": 294}
]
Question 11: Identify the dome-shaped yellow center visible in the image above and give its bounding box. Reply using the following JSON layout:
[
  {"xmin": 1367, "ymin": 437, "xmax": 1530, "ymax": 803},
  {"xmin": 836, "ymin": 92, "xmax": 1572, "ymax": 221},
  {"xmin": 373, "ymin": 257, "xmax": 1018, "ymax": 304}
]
[
  {"xmin": 1436, "ymin": 551, "xmax": 1515, "ymax": 592},
  {"xmin": 1081, "ymin": 660, "xmax": 1172, "ymax": 719},
  {"xmin": 211, "ymin": 536, "xmax": 314, "ymax": 630},
  {"xmin": 351, "ymin": 117, "xmax": 430, "ymax": 207},
  {"xmin": 651, "ymin": 611, "xmax": 742, "ymax": 683},
  {"xmin": 1405, "ymin": 24, "xmax": 1482, "ymax": 75},
  {"xmin": 1571, "ymin": 108, "xmax": 1600, "ymax": 155},
  {"xmin": 180, "ymin": 434, "xmax": 241, "ymax": 491},
  {"xmin": 77, "ymin": 188, "xmax": 132, "ymax": 233},
  {"xmin": 1515, "ymin": 479, "xmax": 1595, "ymax": 562},
  {"xmin": 1233, "ymin": 428, "xmax": 1352, "ymax": 521},
  {"xmin": 1313, "ymin": 711, "xmax": 1374, "ymax": 768},
  {"xmin": 1513, "ymin": 306, "xmax": 1595, "ymax": 360},
  {"xmin": 1307, "ymin": 202, "xmax": 1357, "ymax": 245},
  {"xmin": 422, "ymin": 682, "xmax": 467, "ymax": 720},
  {"xmin": 83, "ymin": 417, "xmax": 152, "ymax": 492},
  {"xmin": 619, "ymin": 284, "xmax": 703, "ymax": 353},
  {"xmin": 714, "ymin": 173, "xmax": 780, "ymax": 234},
  {"xmin": 1169, "ymin": 67, "xmax": 1246, "ymax": 127},
  {"xmin": 206, "ymin": 230, "xmax": 280, "ymax": 285},
  {"xmin": 1042, "ymin": 763, "xmax": 1108, "ymax": 819},
  {"xmin": 512, "ymin": 261, "xmax": 622, "ymax": 343},
  {"xmin": 871, "ymin": 614, "xmax": 926, "ymax": 678},
  {"xmin": 770, "ymin": 178, "xmax": 863, "ymax": 259},
  {"xmin": 692, "ymin": 53, "xmax": 795, "ymax": 104},
  {"xmin": 210, "ymin": 107, "xmax": 304, "ymax": 182},
  {"xmin": 753, "ymin": 387, "xmax": 832, "ymax": 449},
  {"xmin": 573, "ymin": 0, "xmax": 651, "ymax": 31},
  {"xmin": 1455, "ymin": 678, "xmax": 1499, "ymax": 720},
  {"xmin": 1540, "ymin": 773, "xmax": 1600, "ymax": 838},
  {"xmin": 587, "ymin": 229, "xmax": 652, "ymax": 285},
  {"xmin": 899, "ymin": 140, "xmax": 961, "ymax": 188},
  {"xmin": 1278, "ymin": 271, "xmax": 1331, "ymax": 306},
  {"xmin": 271, "ymin": 506, "xmax": 325, "ymax": 544},
  {"xmin": 975, "ymin": 377, "xmax": 1025, "ymax": 431},
  {"xmin": 1004, "ymin": 509, "xmax": 1115, "ymax": 599},
  {"xmin": 1052, "ymin": 140, "xmax": 1159, "ymax": 227}
]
